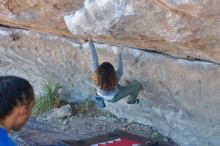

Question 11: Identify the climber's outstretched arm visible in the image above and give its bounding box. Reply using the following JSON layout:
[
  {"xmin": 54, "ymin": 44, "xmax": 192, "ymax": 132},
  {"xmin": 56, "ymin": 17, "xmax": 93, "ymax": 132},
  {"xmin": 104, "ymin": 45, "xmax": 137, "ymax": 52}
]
[
  {"xmin": 116, "ymin": 47, "xmax": 123, "ymax": 81},
  {"xmin": 88, "ymin": 38, "xmax": 99, "ymax": 73}
]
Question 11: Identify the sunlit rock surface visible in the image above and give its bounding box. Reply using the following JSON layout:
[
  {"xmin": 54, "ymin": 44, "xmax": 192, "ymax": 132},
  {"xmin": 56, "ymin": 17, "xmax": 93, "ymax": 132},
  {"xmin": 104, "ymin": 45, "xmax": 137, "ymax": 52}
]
[
  {"xmin": 0, "ymin": 0, "xmax": 83, "ymax": 37},
  {"xmin": 64, "ymin": 0, "xmax": 220, "ymax": 63},
  {"xmin": 0, "ymin": 0, "xmax": 220, "ymax": 63}
]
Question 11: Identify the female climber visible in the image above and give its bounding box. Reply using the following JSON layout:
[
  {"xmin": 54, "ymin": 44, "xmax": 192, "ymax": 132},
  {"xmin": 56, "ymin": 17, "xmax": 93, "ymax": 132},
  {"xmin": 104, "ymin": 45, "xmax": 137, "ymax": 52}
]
[{"xmin": 86, "ymin": 37, "xmax": 141, "ymax": 108}]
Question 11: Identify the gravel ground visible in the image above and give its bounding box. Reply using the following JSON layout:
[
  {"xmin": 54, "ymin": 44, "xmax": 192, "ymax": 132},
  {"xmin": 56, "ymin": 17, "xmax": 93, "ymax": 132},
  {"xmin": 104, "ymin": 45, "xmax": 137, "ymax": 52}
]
[{"xmin": 11, "ymin": 103, "xmax": 178, "ymax": 146}]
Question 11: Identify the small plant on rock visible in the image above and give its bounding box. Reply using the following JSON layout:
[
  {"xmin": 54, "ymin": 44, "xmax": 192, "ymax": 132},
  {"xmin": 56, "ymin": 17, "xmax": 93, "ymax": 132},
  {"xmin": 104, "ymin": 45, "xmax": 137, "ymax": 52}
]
[{"xmin": 33, "ymin": 81, "xmax": 63, "ymax": 115}]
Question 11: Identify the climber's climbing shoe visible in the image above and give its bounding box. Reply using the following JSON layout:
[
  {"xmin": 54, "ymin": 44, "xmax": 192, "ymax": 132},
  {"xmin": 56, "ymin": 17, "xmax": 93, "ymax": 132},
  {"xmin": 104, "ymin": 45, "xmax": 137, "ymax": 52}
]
[
  {"xmin": 95, "ymin": 96, "xmax": 105, "ymax": 109},
  {"xmin": 127, "ymin": 98, "xmax": 140, "ymax": 104}
]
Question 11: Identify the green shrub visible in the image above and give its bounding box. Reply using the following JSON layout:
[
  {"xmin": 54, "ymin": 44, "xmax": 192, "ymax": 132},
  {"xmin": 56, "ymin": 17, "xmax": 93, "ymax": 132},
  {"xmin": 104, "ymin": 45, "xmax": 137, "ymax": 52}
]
[{"xmin": 33, "ymin": 81, "xmax": 63, "ymax": 115}]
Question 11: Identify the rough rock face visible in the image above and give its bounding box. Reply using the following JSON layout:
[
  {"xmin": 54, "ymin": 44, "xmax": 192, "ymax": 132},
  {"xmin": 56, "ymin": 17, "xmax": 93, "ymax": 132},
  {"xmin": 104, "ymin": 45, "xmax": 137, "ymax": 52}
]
[
  {"xmin": 0, "ymin": 27, "xmax": 94, "ymax": 101},
  {"xmin": 0, "ymin": 0, "xmax": 220, "ymax": 63},
  {"xmin": 0, "ymin": 0, "xmax": 83, "ymax": 37},
  {"xmin": 1, "ymin": 27, "xmax": 220, "ymax": 146}
]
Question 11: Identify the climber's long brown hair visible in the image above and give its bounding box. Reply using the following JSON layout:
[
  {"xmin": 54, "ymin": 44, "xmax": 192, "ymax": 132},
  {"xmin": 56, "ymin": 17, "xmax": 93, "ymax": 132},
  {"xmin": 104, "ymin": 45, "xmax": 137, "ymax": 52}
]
[{"xmin": 93, "ymin": 62, "xmax": 118, "ymax": 91}]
